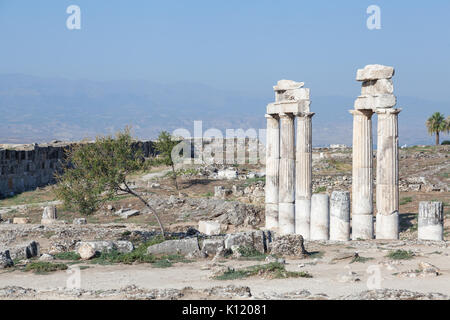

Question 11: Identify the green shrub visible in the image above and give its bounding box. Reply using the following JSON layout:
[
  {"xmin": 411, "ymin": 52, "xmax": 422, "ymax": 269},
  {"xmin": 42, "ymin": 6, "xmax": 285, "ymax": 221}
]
[
  {"xmin": 24, "ymin": 262, "xmax": 68, "ymax": 274},
  {"xmin": 386, "ymin": 250, "xmax": 415, "ymax": 260}
]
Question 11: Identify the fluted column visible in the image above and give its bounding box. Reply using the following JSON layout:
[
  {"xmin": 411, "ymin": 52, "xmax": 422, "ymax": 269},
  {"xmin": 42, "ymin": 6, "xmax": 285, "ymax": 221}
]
[
  {"xmin": 375, "ymin": 108, "xmax": 401, "ymax": 239},
  {"xmin": 350, "ymin": 109, "xmax": 374, "ymax": 240},
  {"xmin": 265, "ymin": 114, "xmax": 280, "ymax": 230},
  {"xmin": 278, "ymin": 113, "xmax": 295, "ymax": 235},
  {"xmin": 295, "ymin": 112, "xmax": 314, "ymax": 239}
]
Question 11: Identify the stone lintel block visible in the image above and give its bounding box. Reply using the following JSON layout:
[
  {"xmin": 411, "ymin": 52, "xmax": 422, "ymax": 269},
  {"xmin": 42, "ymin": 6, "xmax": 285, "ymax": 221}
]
[
  {"xmin": 267, "ymin": 100, "xmax": 311, "ymax": 115},
  {"xmin": 375, "ymin": 108, "xmax": 402, "ymax": 115},
  {"xmin": 273, "ymin": 79, "xmax": 304, "ymax": 91},
  {"xmin": 356, "ymin": 64, "xmax": 395, "ymax": 81},
  {"xmin": 361, "ymin": 79, "xmax": 394, "ymax": 95},
  {"xmin": 354, "ymin": 94, "xmax": 396, "ymax": 110}
]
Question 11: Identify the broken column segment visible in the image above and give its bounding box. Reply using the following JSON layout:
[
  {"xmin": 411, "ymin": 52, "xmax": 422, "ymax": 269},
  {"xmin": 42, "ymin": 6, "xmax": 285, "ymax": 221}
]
[
  {"xmin": 310, "ymin": 194, "xmax": 330, "ymax": 240},
  {"xmin": 418, "ymin": 202, "xmax": 444, "ymax": 241},
  {"xmin": 330, "ymin": 191, "xmax": 350, "ymax": 241}
]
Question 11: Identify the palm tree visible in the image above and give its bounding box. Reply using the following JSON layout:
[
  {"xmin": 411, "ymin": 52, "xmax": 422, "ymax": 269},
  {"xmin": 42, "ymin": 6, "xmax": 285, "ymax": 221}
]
[{"xmin": 426, "ymin": 112, "xmax": 447, "ymax": 145}]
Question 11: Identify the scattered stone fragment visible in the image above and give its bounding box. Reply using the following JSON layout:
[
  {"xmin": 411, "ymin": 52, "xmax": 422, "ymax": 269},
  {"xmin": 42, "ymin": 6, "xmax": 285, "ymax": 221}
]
[
  {"xmin": 39, "ymin": 253, "xmax": 55, "ymax": 262},
  {"xmin": 146, "ymin": 238, "xmax": 199, "ymax": 256},
  {"xmin": 73, "ymin": 218, "xmax": 87, "ymax": 225},
  {"xmin": 0, "ymin": 251, "xmax": 14, "ymax": 269}
]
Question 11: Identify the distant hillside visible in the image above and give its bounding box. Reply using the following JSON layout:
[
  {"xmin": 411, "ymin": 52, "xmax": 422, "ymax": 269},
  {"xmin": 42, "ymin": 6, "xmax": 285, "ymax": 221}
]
[{"xmin": 0, "ymin": 74, "xmax": 448, "ymax": 146}]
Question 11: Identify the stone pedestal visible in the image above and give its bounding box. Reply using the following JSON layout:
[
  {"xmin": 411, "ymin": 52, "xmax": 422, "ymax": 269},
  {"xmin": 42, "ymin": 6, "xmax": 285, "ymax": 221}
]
[
  {"xmin": 330, "ymin": 191, "xmax": 350, "ymax": 241},
  {"xmin": 295, "ymin": 112, "xmax": 314, "ymax": 239},
  {"xmin": 310, "ymin": 194, "xmax": 330, "ymax": 240},
  {"xmin": 349, "ymin": 109, "xmax": 374, "ymax": 240},
  {"xmin": 41, "ymin": 206, "xmax": 57, "ymax": 225},
  {"xmin": 265, "ymin": 114, "xmax": 280, "ymax": 230},
  {"xmin": 375, "ymin": 108, "xmax": 401, "ymax": 240},
  {"xmin": 278, "ymin": 113, "xmax": 295, "ymax": 235},
  {"xmin": 418, "ymin": 202, "xmax": 444, "ymax": 241}
]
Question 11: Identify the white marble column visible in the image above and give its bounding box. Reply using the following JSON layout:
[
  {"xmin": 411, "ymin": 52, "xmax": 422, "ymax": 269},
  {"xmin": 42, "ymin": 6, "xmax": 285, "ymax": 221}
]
[
  {"xmin": 376, "ymin": 108, "xmax": 401, "ymax": 239},
  {"xmin": 295, "ymin": 112, "xmax": 314, "ymax": 239},
  {"xmin": 330, "ymin": 191, "xmax": 351, "ymax": 241},
  {"xmin": 349, "ymin": 109, "xmax": 374, "ymax": 240},
  {"xmin": 265, "ymin": 114, "xmax": 280, "ymax": 230},
  {"xmin": 278, "ymin": 113, "xmax": 295, "ymax": 235},
  {"xmin": 418, "ymin": 201, "xmax": 444, "ymax": 241},
  {"xmin": 311, "ymin": 194, "xmax": 330, "ymax": 240}
]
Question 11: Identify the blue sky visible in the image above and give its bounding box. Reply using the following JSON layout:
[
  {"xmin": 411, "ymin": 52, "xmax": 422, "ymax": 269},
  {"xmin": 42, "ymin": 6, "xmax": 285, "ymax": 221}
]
[{"xmin": 1, "ymin": 0, "xmax": 450, "ymax": 102}]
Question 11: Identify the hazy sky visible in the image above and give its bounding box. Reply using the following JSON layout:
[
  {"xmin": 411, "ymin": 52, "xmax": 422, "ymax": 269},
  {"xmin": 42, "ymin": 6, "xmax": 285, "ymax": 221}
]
[{"xmin": 1, "ymin": 0, "xmax": 450, "ymax": 103}]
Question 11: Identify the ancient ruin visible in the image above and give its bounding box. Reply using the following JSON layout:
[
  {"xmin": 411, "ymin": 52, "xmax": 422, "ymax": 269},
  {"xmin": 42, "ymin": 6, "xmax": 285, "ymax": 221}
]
[
  {"xmin": 351, "ymin": 64, "xmax": 401, "ymax": 240},
  {"xmin": 265, "ymin": 80, "xmax": 314, "ymax": 236},
  {"xmin": 265, "ymin": 65, "xmax": 403, "ymax": 241}
]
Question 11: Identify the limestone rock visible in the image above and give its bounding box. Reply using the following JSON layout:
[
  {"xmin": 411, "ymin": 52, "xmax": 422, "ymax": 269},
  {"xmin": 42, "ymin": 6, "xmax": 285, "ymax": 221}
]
[
  {"xmin": 39, "ymin": 253, "xmax": 55, "ymax": 262},
  {"xmin": 268, "ymin": 234, "xmax": 308, "ymax": 257},
  {"xmin": 354, "ymin": 94, "xmax": 396, "ymax": 110},
  {"xmin": 115, "ymin": 209, "xmax": 140, "ymax": 219},
  {"xmin": 361, "ymin": 79, "xmax": 394, "ymax": 95},
  {"xmin": 13, "ymin": 218, "xmax": 30, "ymax": 224},
  {"xmin": 75, "ymin": 240, "xmax": 134, "ymax": 255},
  {"xmin": 222, "ymin": 231, "xmax": 268, "ymax": 253},
  {"xmin": 73, "ymin": 218, "xmax": 87, "ymax": 225},
  {"xmin": 201, "ymin": 238, "xmax": 225, "ymax": 256},
  {"xmin": 77, "ymin": 243, "xmax": 96, "ymax": 260},
  {"xmin": 356, "ymin": 64, "xmax": 395, "ymax": 81},
  {"xmin": 217, "ymin": 169, "xmax": 238, "ymax": 180},
  {"xmin": 198, "ymin": 220, "xmax": 222, "ymax": 236},
  {"xmin": 0, "ymin": 251, "xmax": 14, "ymax": 269},
  {"xmin": 146, "ymin": 238, "xmax": 199, "ymax": 256}
]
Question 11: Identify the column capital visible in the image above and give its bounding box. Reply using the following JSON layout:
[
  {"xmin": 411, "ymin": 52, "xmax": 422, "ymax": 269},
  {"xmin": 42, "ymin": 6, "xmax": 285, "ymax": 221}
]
[
  {"xmin": 349, "ymin": 109, "xmax": 374, "ymax": 117},
  {"xmin": 265, "ymin": 113, "xmax": 279, "ymax": 120},
  {"xmin": 279, "ymin": 112, "xmax": 294, "ymax": 119},
  {"xmin": 375, "ymin": 108, "xmax": 402, "ymax": 115},
  {"xmin": 293, "ymin": 112, "xmax": 315, "ymax": 118}
]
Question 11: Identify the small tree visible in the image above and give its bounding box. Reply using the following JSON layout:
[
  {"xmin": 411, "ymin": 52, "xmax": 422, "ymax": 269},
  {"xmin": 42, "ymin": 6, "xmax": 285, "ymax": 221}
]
[
  {"xmin": 154, "ymin": 131, "xmax": 181, "ymax": 190},
  {"xmin": 426, "ymin": 112, "xmax": 448, "ymax": 146},
  {"xmin": 54, "ymin": 128, "xmax": 165, "ymax": 236}
]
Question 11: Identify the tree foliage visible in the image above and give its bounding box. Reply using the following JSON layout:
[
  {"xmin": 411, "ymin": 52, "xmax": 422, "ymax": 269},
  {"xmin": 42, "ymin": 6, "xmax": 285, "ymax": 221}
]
[
  {"xmin": 153, "ymin": 131, "xmax": 181, "ymax": 189},
  {"xmin": 426, "ymin": 112, "xmax": 448, "ymax": 145},
  {"xmin": 53, "ymin": 128, "xmax": 165, "ymax": 235}
]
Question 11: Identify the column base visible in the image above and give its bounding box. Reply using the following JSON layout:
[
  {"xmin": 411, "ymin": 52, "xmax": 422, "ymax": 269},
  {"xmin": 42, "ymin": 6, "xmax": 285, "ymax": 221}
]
[
  {"xmin": 295, "ymin": 199, "xmax": 311, "ymax": 240},
  {"xmin": 265, "ymin": 203, "xmax": 279, "ymax": 231},
  {"xmin": 376, "ymin": 212, "xmax": 399, "ymax": 240},
  {"xmin": 330, "ymin": 217, "xmax": 350, "ymax": 241},
  {"xmin": 279, "ymin": 203, "xmax": 295, "ymax": 235},
  {"xmin": 418, "ymin": 225, "xmax": 443, "ymax": 241},
  {"xmin": 351, "ymin": 215, "xmax": 374, "ymax": 240}
]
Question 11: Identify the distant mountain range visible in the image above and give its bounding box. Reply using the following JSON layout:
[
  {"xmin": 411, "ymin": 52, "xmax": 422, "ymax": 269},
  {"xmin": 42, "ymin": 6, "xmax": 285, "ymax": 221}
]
[{"xmin": 0, "ymin": 74, "xmax": 448, "ymax": 146}]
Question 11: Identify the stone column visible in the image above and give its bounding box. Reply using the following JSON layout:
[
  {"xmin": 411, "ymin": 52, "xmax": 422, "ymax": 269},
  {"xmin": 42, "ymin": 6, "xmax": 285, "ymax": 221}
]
[
  {"xmin": 418, "ymin": 202, "xmax": 444, "ymax": 241},
  {"xmin": 295, "ymin": 112, "xmax": 314, "ymax": 239},
  {"xmin": 265, "ymin": 114, "xmax": 280, "ymax": 230},
  {"xmin": 278, "ymin": 113, "xmax": 295, "ymax": 235},
  {"xmin": 310, "ymin": 194, "xmax": 330, "ymax": 240},
  {"xmin": 330, "ymin": 191, "xmax": 351, "ymax": 241},
  {"xmin": 375, "ymin": 108, "xmax": 401, "ymax": 240},
  {"xmin": 349, "ymin": 109, "xmax": 374, "ymax": 240}
]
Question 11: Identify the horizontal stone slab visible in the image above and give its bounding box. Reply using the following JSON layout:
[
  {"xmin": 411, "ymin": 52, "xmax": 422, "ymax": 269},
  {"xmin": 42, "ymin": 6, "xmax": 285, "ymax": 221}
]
[
  {"xmin": 267, "ymin": 100, "xmax": 311, "ymax": 115},
  {"xmin": 361, "ymin": 79, "xmax": 394, "ymax": 95},
  {"xmin": 356, "ymin": 64, "xmax": 395, "ymax": 81},
  {"xmin": 354, "ymin": 94, "xmax": 396, "ymax": 110}
]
